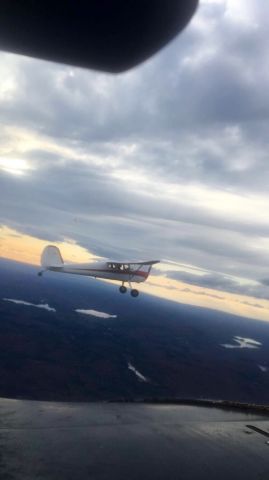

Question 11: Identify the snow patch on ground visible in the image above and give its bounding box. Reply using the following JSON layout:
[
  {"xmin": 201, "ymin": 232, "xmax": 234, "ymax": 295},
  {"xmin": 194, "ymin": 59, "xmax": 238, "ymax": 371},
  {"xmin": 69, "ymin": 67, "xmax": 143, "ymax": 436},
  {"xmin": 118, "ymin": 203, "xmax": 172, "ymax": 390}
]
[
  {"xmin": 75, "ymin": 309, "xmax": 117, "ymax": 319},
  {"xmin": 258, "ymin": 365, "xmax": 268, "ymax": 373},
  {"xmin": 128, "ymin": 362, "xmax": 149, "ymax": 382},
  {"xmin": 221, "ymin": 336, "xmax": 262, "ymax": 349},
  {"xmin": 3, "ymin": 298, "xmax": 56, "ymax": 312}
]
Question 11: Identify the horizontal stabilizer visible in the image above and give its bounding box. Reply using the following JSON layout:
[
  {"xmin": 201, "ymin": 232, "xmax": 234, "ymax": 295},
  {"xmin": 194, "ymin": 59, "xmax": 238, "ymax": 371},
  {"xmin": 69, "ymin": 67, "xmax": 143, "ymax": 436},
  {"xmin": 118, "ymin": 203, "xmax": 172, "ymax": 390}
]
[{"xmin": 41, "ymin": 245, "xmax": 64, "ymax": 268}]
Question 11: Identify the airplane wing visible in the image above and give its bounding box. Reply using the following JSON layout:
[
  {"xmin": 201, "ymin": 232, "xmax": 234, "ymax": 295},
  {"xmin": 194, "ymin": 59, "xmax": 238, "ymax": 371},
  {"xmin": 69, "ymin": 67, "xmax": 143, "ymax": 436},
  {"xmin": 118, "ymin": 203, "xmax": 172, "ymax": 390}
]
[
  {"xmin": 1, "ymin": 398, "xmax": 269, "ymax": 480},
  {"xmin": 107, "ymin": 260, "xmax": 160, "ymax": 266}
]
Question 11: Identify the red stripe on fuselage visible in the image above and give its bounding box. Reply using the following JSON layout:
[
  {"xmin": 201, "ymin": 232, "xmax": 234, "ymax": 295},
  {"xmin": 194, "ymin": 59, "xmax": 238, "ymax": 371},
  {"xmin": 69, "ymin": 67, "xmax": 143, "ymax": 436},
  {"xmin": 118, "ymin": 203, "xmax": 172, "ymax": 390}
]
[{"xmin": 70, "ymin": 268, "xmax": 149, "ymax": 278}]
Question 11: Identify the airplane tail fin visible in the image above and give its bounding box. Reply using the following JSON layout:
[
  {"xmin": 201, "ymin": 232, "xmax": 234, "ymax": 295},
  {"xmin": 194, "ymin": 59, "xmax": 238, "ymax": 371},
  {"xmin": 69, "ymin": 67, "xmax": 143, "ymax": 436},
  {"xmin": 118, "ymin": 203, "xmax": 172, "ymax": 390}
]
[{"xmin": 41, "ymin": 245, "xmax": 64, "ymax": 268}]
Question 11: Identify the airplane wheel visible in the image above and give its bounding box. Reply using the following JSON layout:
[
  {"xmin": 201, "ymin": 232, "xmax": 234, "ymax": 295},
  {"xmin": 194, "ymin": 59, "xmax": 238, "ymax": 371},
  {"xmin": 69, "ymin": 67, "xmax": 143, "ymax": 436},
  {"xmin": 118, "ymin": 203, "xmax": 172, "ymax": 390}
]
[
  {"xmin": 131, "ymin": 289, "xmax": 139, "ymax": 297},
  {"xmin": 119, "ymin": 285, "xmax": 127, "ymax": 294},
  {"xmin": 38, "ymin": 271, "xmax": 43, "ymax": 277}
]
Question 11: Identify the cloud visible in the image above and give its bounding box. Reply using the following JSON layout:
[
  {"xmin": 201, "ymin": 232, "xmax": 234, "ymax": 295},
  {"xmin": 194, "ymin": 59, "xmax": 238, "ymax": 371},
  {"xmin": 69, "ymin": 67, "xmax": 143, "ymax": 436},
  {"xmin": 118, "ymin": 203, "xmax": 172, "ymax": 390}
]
[
  {"xmin": 167, "ymin": 270, "xmax": 269, "ymax": 301},
  {"xmin": 239, "ymin": 300, "xmax": 264, "ymax": 309},
  {"xmin": 1, "ymin": 157, "xmax": 269, "ymax": 277},
  {"xmin": 180, "ymin": 287, "xmax": 225, "ymax": 300},
  {"xmin": 1, "ymin": 0, "xmax": 269, "ymax": 306}
]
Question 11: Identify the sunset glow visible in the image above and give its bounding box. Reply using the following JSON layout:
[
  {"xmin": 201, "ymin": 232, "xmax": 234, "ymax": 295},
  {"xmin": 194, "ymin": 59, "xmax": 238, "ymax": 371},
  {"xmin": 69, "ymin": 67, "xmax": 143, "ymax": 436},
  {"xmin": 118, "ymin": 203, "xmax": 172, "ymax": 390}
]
[{"xmin": 0, "ymin": 226, "xmax": 99, "ymax": 265}]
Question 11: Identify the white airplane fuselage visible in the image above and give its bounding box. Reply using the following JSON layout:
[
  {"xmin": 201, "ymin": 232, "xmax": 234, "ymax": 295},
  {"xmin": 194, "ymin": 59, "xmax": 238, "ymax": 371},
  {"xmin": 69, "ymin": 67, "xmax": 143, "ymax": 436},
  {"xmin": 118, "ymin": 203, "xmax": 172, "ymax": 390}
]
[{"xmin": 48, "ymin": 261, "xmax": 148, "ymax": 283}]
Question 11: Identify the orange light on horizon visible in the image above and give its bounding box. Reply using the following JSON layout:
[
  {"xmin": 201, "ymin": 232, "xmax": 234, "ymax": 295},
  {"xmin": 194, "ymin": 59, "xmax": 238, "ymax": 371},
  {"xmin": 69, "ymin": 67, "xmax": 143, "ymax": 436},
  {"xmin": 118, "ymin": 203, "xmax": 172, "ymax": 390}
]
[
  {"xmin": 139, "ymin": 275, "xmax": 269, "ymax": 322},
  {"xmin": 0, "ymin": 225, "xmax": 99, "ymax": 265}
]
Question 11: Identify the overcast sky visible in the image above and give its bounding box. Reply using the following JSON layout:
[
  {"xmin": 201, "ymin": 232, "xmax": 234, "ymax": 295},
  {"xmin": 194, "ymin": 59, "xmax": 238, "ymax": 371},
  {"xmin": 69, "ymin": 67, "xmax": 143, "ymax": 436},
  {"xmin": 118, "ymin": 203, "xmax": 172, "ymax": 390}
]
[{"xmin": 1, "ymin": 0, "xmax": 269, "ymax": 319}]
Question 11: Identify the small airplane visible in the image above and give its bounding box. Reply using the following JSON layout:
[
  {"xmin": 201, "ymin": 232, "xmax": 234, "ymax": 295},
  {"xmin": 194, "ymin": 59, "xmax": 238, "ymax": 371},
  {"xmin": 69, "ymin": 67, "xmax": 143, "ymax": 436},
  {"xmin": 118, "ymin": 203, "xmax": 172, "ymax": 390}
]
[{"xmin": 39, "ymin": 245, "xmax": 160, "ymax": 297}]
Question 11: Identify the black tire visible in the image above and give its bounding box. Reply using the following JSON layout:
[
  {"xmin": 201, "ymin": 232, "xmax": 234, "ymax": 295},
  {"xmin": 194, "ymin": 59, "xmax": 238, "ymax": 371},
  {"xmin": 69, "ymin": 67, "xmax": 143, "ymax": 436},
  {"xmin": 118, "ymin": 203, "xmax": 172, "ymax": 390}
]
[
  {"xmin": 131, "ymin": 289, "xmax": 139, "ymax": 297},
  {"xmin": 119, "ymin": 285, "xmax": 127, "ymax": 294}
]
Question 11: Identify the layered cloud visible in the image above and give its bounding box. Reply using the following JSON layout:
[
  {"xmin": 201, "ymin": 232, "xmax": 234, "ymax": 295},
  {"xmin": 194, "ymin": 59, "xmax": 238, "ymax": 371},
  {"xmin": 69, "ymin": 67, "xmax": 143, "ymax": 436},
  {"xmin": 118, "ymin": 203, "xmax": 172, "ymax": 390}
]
[{"xmin": 1, "ymin": 0, "xmax": 269, "ymax": 317}]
